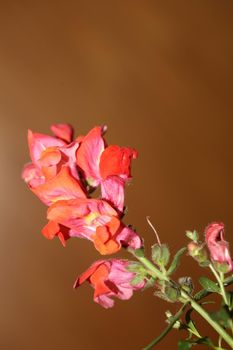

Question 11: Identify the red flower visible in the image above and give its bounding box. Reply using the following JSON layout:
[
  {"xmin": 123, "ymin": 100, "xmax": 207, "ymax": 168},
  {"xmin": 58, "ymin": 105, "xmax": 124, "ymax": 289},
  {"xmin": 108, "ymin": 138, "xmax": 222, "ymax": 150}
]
[
  {"xmin": 74, "ymin": 259, "xmax": 145, "ymax": 308},
  {"xmin": 22, "ymin": 125, "xmax": 86, "ymax": 205},
  {"xmin": 205, "ymin": 222, "xmax": 233, "ymax": 272},
  {"xmin": 76, "ymin": 126, "xmax": 137, "ymax": 212},
  {"xmin": 45, "ymin": 198, "xmax": 142, "ymax": 253}
]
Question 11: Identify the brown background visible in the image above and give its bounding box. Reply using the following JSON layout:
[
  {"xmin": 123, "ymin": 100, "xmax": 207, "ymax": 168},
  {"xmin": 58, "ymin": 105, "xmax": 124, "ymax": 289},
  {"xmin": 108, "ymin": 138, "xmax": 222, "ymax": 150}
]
[{"xmin": 0, "ymin": 1, "xmax": 233, "ymax": 349}]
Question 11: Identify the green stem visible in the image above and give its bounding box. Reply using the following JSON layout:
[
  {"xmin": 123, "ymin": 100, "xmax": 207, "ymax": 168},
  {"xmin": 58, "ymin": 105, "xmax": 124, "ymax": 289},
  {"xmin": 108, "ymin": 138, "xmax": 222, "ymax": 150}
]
[
  {"xmin": 142, "ymin": 303, "xmax": 188, "ymax": 350},
  {"xmin": 128, "ymin": 248, "xmax": 167, "ymax": 281},
  {"xmin": 209, "ymin": 264, "xmax": 229, "ymax": 306},
  {"xmin": 127, "ymin": 250, "xmax": 233, "ymax": 349},
  {"xmin": 183, "ymin": 291, "xmax": 233, "ymax": 349}
]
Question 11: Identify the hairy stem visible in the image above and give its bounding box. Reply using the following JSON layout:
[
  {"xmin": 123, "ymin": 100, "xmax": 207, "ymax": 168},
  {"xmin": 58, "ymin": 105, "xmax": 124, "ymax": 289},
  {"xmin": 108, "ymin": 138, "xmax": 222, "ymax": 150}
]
[
  {"xmin": 209, "ymin": 264, "xmax": 229, "ymax": 306},
  {"xmin": 142, "ymin": 304, "xmax": 188, "ymax": 350},
  {"xmin": 182, "ymin": 291, "xmax": 233, "ymax": 349},
  {"xmin": 127, "ymin": 250, "xmax": 233, "ymax": 349}
]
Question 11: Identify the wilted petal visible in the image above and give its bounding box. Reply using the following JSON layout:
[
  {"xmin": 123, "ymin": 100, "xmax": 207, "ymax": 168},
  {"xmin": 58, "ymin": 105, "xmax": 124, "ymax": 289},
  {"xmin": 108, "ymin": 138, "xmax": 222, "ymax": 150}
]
[{"xmin": 51, "ymin": 123, "xmax": 73, "ymax": 143}]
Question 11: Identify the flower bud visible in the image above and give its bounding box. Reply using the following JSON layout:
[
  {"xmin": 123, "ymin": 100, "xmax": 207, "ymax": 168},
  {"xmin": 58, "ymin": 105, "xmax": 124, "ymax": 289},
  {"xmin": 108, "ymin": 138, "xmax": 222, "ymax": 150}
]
[
  {"xmin": 164, "ymin": 284, "xmax": 181, "ymax": 302},
  {"xmin": 205, "ymin": 222, "xmax": 233, "ymax": 273},
  {"xmin": 187, "ymin": 242, "xmax": 209, "ymax": 266}
]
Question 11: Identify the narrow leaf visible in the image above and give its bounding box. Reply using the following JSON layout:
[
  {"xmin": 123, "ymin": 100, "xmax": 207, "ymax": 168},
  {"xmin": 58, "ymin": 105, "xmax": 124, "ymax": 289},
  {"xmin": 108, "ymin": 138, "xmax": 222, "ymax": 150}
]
[
  {"xmin": 167, "ymin": 247, "xmax": 187, "ymax": 276},
  {"xmin": 199, "ymin": 277, "xmax": 221, "ymax": 293},
  {"xmin": 178, "ymin": 340, "xmax": 192, "ymax": 350}
]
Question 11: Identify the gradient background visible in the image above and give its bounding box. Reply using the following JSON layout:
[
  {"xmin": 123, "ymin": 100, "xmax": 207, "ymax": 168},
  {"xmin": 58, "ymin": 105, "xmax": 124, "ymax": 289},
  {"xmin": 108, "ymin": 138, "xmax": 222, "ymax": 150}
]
[{"xmin": 0, "ymin": 1, "xmax": 233, "ymax": 349}]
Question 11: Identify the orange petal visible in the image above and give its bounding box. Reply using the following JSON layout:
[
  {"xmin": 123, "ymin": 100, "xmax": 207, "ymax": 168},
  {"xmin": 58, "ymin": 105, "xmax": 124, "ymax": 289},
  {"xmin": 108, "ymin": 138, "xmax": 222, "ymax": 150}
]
[{"xmin": 32, "ymin": 166, "xmax": 87, "ymax": 206}]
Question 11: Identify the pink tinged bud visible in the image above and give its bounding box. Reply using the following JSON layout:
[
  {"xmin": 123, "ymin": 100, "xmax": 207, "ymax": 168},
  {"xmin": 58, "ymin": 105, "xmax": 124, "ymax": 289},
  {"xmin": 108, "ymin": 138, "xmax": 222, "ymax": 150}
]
[
  {"xmin": 205, "ymin": 222, "xmax": 233, "ymax": 272},
  {"xmin": 73, "ymin": 259, "xmax": 145, "ymax": 308}
]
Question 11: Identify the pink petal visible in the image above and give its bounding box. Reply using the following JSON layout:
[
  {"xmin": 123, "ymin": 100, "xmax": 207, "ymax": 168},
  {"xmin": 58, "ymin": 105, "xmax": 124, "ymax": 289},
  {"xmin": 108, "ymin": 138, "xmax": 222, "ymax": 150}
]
[
  {"xmin": 116, "ymin": 226, "xmax": 143, "ymax": 250},
  {"xmin": 28, "ymin": 129, "xmax": 65, "ymax": 165},
  {"xmin": 51, "ymin": 123, "xmax": 74, "ymax": 143},
  {"xmin": 101, "ymin": 176, "xmax": 125, "ymax": 212},
  {"xmin": 22, "ymin": 163, "xmax": 45, "ymax": 187},
  {"xmin": 76, "ymin": 126, "xmax": 106, "ymax": 186}
]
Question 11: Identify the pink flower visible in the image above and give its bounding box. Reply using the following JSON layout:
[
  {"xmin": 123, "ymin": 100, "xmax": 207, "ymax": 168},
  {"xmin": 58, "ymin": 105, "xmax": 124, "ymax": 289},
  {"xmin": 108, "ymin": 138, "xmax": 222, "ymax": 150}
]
[
  {"xmin": 45, "ymin": 198, "xmax": 142, "ymax": 253},
  {"xmin": 205, "ymin": 222, "xmax": 233, "ymax": 272},
  {"xmin": 73, "ymin": 259, "xmax": 145, "ymax": 308},
  {"xmin": 22, "ymin": 125, "xmax": 87, "ymax": 205},
  {"xmin": 76, "ymin": 126, "xmax": 137, "ymax": 212}
]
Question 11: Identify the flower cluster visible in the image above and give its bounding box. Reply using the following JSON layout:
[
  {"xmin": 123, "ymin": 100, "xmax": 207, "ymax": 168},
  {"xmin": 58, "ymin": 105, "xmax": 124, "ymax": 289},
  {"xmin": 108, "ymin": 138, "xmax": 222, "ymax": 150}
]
[
  {"xmin": 23, "ymin": 123, "xmax": 233, "ymax": 349},
  {"xmin": 22, "ymin": 123, "xmax": 144, "ymax": 307}
]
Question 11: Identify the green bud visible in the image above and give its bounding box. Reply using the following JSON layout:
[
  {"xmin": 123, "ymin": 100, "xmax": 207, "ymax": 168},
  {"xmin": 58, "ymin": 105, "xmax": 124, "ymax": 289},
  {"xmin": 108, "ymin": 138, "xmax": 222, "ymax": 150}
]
[
  {"xmin": 187, "ymin": 242, "xmax": 209, "ymax": 266},
  {"xmin": 152, "ymin": 243, "xmax": 170, "ymax": 267},
  {"xmin": 164, "ymin": 285, "xmax": 181, "ymax": 302},
  {"xmin": 186, "ymin": 230, "xmax": 199, "ymax": 242}
]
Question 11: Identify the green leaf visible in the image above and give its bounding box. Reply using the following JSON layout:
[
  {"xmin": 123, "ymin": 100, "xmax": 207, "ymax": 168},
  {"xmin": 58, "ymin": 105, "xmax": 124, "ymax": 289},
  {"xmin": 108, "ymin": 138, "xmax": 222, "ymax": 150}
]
[
  {"xmin": 126, "ymin": 262, "xmax": 145, "ymax": 273},
  {"xmin": 195, "ymin": 337, "xmax": 214, "ymax": 347},
  {"xmin": 167, "ymin": 247, "xmax": 187, "ymax": 276},
  {"xmin": 142, "ymin": 277, "xmax": 156, "ymax": 291},
  {"xmin": 130, "ymin": 274, "xmax": 145, "ymax": 286},
  {"xmin": 178, "ymin": 337, "xmax": 215, "ymax": 350},
  {"xmin": 185, "ymin": 308, "xmax": 201, "ymax": 338},
  {"xmin": 199, "ymin": 277, "xmax": 221, "ymax": 293},
  {"xmin": 133, "ymin": 247, "xmax": 145, "ymax": 258},
  {"xmin": 151, "ymin": 244, "xmax": 170, "ymax": 266},
  {"xmin": 178, "ymin": 340, "xmax": 193, "ymax": 350},
  {"xmin": 210, "ymin": 307, "xmax": 232, "ymax": 329},
  {"xmin": 226, "ymin": 291, "xmax": 233, "ymax": 309}
]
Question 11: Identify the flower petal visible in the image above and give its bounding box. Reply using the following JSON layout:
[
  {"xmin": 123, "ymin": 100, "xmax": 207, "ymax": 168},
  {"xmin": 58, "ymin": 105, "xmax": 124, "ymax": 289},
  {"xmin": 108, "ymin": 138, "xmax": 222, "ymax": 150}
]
[
  {"xmin": 101, "ymin": 176, "xmax": 125, "ymax": 212},
  {"xmin": 42, "ymin": 220, "xmax": 70, "ymax": 246},
  {"xmin": 76, "ymin": 126, "xmax": 106, "ymax": 186},
  {"xmin": 32, "ymin": 166, "xmax": 87, "ymax": 205},
  {"xmin": 99, "ymin": 145, "xmax": 138, "ymax": 180},
  {"xmin": 28, "ymin": 129, "xmax": 65, "ymax": 164},
  {"xmin": 51, "ymin": 123, "xmax": 74, "ymax": 143}
]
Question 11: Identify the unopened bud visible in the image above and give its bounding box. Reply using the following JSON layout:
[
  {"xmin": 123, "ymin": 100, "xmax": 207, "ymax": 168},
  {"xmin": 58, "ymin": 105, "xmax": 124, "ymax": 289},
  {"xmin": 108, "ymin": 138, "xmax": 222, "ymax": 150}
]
[
  {"xmin": 187, "ymin": 242, "xmax": 208, "ymax": 266},
  {"xmin": 164, "ymin": 285, "xmax": 181, "ymax": 302}
]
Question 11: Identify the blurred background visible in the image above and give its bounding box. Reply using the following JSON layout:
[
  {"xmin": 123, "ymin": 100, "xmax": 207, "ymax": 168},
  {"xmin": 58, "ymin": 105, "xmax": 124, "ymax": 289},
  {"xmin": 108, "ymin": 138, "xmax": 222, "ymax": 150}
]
[{"xmin": 0, "ymin": 1, "xmax": 233, "ymax": 349}]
